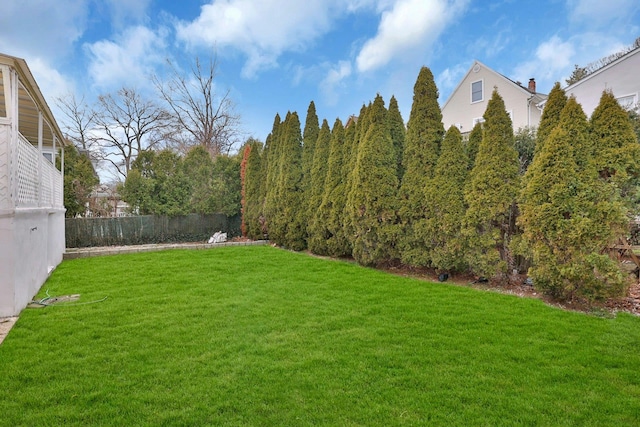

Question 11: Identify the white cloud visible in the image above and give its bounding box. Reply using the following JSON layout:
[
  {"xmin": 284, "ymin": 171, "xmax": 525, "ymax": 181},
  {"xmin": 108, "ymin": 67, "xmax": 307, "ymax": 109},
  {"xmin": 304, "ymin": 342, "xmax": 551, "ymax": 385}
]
[
  {"xmin": 468, "ymin": 30, "xmax": 511, "ymax": 59},
  {"xmin": 105, "ymin": 0, "xmax": 153, "ymax": 29},
  {"xmin": 0, "ymin": 0, "xmax": 86, "ymax": 126},
  {"xmin": 512, "ymin": 36, "xmax": 575, "ymax": 86},
  {"xmin": 356, "ymin": 0, "xmax": 469, "ymax": 73},
  {"xmin": 320, "ymin": 61, "xmax": 353, "ymax": 105},
  {"xmin": 27, "ymin": 58, "xmax": 75, "ymax": 105},
  {"xmin": 511, "ymin": 32, "xmax": 633, "ymax": 94},
  {"xmin": 535, "ymin": 36, "xmax": 575, "ymax": 71},
  {"xmin": 345, "ymin": 0, "xmax": 380, "ymax": 12},
  {"xmin": 85, "ymin": 26, "xmax": 168, "ymax": 89},
  {"xmin": 176, "ymin": 0, "xmax": 470, "ymax": 79},
  {"xmin": 437, "ymin": 63, "xmax": 467, "ymax": 96},
  {"xmin": 0, "ymin": 0, "xmax": 88, "ymax": 61},
  {"xmin": 568, "ymin": 0, "xmax": 639, "ymax": 27},
  {"xmin": 176, "ymin": 0, "xmax": 343, "ymax": 78}
]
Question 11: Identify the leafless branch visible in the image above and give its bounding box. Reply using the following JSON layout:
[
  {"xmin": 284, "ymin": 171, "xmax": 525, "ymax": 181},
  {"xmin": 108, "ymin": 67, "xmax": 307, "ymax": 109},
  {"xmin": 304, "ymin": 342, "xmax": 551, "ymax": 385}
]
[
  {"xmin": 153, "ymin": 54, "xmax": 242, "ymax": 157},
  {"xmin": 93, "ymin": 87, "xmax": 171, "ymax": 180},
  {"xmin": 54, "ymin": 92, "xmax": 100, "ymax": 156}
]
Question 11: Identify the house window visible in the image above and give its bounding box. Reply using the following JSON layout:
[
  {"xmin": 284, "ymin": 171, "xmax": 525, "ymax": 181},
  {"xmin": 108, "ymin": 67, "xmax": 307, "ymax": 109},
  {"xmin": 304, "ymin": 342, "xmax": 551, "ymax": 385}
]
[
  {"xmin": 471, "ymin": 80, "xmax": 483, "ymax": 103},
  {"xmin": 42, "ymin": 152, "xmax": 53, "ymax": 163},
  {"xmin": 616, "ymin": 94, "xmax": 637, "ymax": 111}
]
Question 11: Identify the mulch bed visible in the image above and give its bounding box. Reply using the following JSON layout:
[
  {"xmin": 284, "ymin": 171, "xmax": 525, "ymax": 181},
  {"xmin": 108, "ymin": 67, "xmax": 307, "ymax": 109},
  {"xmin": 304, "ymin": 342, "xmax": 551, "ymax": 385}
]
[{"xmin": 381, "ymin": 263, "xmax": 640, "ymax": 317}]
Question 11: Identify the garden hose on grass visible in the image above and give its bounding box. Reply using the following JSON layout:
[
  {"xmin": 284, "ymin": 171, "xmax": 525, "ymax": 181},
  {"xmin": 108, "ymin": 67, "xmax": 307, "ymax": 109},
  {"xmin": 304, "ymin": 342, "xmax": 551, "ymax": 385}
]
[{"xmin": 28, "ymin": 289, "xmax": 108, "ymax": 308}]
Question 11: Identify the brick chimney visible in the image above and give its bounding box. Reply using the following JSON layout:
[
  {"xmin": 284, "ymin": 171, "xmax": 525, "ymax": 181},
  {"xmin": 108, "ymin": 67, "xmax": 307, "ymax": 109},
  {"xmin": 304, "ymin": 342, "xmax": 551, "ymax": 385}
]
[{"xmin": 528, "ymin": 78, "xmax": 536, "ymax": 93}]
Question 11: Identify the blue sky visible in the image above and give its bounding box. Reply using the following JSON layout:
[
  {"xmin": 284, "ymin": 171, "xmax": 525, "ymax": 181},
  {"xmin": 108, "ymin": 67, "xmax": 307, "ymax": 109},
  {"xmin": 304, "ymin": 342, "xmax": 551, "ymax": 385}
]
[{"xmin": 1, "ymin": 0, "xmax": 639, "ymax": 147}]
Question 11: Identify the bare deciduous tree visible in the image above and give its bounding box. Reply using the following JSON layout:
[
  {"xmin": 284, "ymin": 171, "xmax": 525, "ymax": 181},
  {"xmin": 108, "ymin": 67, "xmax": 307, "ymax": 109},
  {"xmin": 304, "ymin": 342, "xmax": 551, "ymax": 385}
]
[
  {"xmin": 154, "ymin": 55, "xmax": 241, "ymax": 157},
  {"xmin": 55, "ymin": 92, "xmax": 99, "ymax": 154},
  {"xmin": 94, "ymin": 87, "xmax": 171, "ymax": 180}
]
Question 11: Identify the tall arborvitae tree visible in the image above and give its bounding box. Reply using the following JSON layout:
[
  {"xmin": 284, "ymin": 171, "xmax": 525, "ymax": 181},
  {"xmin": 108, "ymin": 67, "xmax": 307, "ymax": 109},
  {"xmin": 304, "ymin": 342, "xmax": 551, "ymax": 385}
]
[
  {"xmin": 300, "ymin": 101, "xmax": 320, "ymax": 227},
  {"xmin": 423, "ymin": 126, "xmax": 469, "ymax": 273},
  {"xmin": 561, "ymin": 96, "xmax": 594, "ymax": 170},
  {"xmin": 519, "ymin": 97, "xmax": 628, "ymax": 301},
  {"xmin": 466, "ymin": 122, "xmax": 482, "ymax": 171},
  {"xmin": 347, "ymin": 94, "xmax": 399, "ymax": 266},
  {"xmin": 320, "ymin": 118, "xmax": 350, "ymax": 257},
  {"xmin": 301, "ymin": 101, "xmax": 320, "ymax": 186},
  {"xmin": 344, "ymin": 104, "xmax": 371, "ymax": 249},
  {"xmin": 240, "ymin": 143, "xmax": 251, "ymax": 236},
  {"xmin": 243, "ymin": 139, "xmax": 264, "ymax": 239},
  {"xmin": 534, "ymin": 82, "xmax": 567, "ymax": 158},
  {"xmin": 397, "ymin": 66, "xmax": 444, "ymax": 266},
  {"xmin": 271, "ymin": 112, "xmax": 306, "ymax": 250},
  {"xmin": 463, "ymin": 89, "xmax": 520, "ymax": 278},
  {"xmin": 327, "ymin": 118, "xmax": 356, "ymax": 257},
  {"xmin": 387, "ymin": 95, "xmax": 406, "ymax": 180},
  {"xmin": 263, "ymin": 113, "xmax": 282, "ymax": 238},
  {"xmin": 307, "ymin": 119, "xmax": 332, "ymax": 254},
  {"xmin": 590, "ymin": 90, "xmax": 640, "ymax": 200}
]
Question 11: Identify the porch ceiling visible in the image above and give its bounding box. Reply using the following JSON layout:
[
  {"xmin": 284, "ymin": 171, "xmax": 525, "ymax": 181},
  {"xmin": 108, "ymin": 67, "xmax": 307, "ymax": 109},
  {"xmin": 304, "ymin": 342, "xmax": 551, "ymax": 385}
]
[
  {"xmin": 0, "ymin": 54, "xmax": 67, "ymax": 149},
  {"xmin": 17, "ymin": 81, "xmax": 57, "ymax": 147}
]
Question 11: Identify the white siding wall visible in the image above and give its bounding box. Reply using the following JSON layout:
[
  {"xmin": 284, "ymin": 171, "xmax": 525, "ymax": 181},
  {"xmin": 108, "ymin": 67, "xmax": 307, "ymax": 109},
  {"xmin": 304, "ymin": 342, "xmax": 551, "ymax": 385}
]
[
  {"xmin": 0, "ymin": 207, "xmax": 65, "ymax": 317},
  {"xmin": 442, "ymin": 64, "xmax": 542, "ymax": 133},
  {"xmin": 566, "ymin": 50, "xmax": 640, "ymax": 117}
]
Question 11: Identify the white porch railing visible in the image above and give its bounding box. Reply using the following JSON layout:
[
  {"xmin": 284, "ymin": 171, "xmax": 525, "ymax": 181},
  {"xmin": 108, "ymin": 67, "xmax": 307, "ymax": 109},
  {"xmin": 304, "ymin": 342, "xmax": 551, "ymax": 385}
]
[{"xmin": 16, "ymin": 133, "xmax": 63, "ymax": 208}]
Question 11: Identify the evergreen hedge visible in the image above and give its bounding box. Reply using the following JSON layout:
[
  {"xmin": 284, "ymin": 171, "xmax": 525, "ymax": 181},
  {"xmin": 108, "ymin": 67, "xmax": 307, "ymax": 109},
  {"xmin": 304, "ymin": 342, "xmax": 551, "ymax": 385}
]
[{"xmin": 240, "ymin": 70, "xmax": 640, "ymax": 304}]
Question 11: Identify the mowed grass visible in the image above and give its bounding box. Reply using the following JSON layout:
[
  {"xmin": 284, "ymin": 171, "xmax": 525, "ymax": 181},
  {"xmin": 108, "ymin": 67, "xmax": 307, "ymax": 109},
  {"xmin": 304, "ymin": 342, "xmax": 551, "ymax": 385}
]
[{"xmin": 1, "ymin": 246, "xmax": 639, "ymax": 426}]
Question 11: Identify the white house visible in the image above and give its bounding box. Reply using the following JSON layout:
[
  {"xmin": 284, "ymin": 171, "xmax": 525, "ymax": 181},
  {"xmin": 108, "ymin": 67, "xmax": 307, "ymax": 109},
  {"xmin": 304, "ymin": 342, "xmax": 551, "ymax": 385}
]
[
  {"xmin": 0, "ymin": 53, "xmax": 67, "ymax": 317},
  {"xmin": 442, "ymin": 60, "xmax": 547, "ymax": 134},
  {"xmin": 564, "ymin": 45, "xmax": 640, "ymax": 117}
]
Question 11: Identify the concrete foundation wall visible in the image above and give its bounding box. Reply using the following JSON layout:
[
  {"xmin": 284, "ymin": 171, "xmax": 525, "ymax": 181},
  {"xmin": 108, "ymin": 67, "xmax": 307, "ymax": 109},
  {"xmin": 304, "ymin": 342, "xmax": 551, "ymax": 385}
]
[{"xmin": 0, "ymin": 207, "xmax": 65, "ymax": 317}]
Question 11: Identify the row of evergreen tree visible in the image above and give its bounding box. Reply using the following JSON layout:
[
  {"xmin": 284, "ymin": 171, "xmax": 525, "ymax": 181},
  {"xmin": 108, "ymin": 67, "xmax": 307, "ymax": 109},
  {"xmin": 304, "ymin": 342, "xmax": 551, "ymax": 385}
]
[{"xmin": 241, "ymin": 67, "xmax": 640, "ymax": 302}]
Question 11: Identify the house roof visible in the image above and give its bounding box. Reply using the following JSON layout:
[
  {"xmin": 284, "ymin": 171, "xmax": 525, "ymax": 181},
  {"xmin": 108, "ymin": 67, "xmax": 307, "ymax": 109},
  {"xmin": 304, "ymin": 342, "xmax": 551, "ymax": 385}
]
[
  {"xmin": 0, "ymin": 53, "xmax": 68, "ymax": 147},
  {"xmin": 564, "ymin": 44, "xmax": 640, "ymax": 92},
  {"xmin": 441, "ymin": 60, "xmax": 547, "ymax": 110}
]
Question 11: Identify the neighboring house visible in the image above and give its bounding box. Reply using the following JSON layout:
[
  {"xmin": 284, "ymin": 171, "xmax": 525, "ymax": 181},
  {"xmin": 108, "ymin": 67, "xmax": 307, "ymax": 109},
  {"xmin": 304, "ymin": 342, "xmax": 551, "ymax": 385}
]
[
  {"xmin": 86, "ymin": 184, "xmax": 130, "ymax": 217},
  {"xmin": 442, "ymin": 60, "xmax": 547, "ymax": 134},
  {"xmin": 563, "ymin": 45, "xmax": 640, "ymax": 117},
  {"xmin": 0, "ymin": 53, "xmax": 68, "ymax": 317}
]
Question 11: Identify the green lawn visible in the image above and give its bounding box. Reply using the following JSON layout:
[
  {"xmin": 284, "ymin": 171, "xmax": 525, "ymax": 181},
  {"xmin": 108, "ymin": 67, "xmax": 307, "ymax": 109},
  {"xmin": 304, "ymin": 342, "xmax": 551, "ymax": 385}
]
[{"xmin": 1, "ymin": 246, "xmax": 639, "ymax": 426}]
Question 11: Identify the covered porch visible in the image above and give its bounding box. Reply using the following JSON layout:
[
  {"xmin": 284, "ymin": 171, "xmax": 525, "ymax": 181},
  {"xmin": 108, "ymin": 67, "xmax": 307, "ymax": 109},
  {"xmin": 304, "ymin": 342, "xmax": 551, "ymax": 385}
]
[{"xmin": 0, "ymin": 53, "xmax": 68, "ymax": 317}]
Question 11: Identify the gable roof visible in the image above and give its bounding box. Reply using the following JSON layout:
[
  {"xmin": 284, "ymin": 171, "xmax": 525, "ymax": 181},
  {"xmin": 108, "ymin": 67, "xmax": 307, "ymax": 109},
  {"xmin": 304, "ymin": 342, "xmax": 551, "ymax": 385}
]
[
  {"xmin": 442, "ymin": 60, "xmax": 546, "ymax": 110},
  {"xmin": 564, "ymin": 45, "xmax": 640, "ymax": 92}
]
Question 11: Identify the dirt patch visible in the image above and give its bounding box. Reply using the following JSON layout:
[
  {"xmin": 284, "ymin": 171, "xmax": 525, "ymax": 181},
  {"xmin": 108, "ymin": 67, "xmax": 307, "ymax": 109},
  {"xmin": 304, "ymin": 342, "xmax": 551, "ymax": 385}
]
[{"xmin": 605, "ymin": 282, "xmax": 640, "ymax": 316}]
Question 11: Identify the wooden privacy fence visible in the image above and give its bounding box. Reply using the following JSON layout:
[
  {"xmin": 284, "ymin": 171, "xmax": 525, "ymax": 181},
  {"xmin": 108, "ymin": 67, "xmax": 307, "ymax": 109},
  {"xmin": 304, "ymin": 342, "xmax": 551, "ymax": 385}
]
[{"xmin": 66, "ymin": 214, "xmax": 241, "ymax": 248}]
